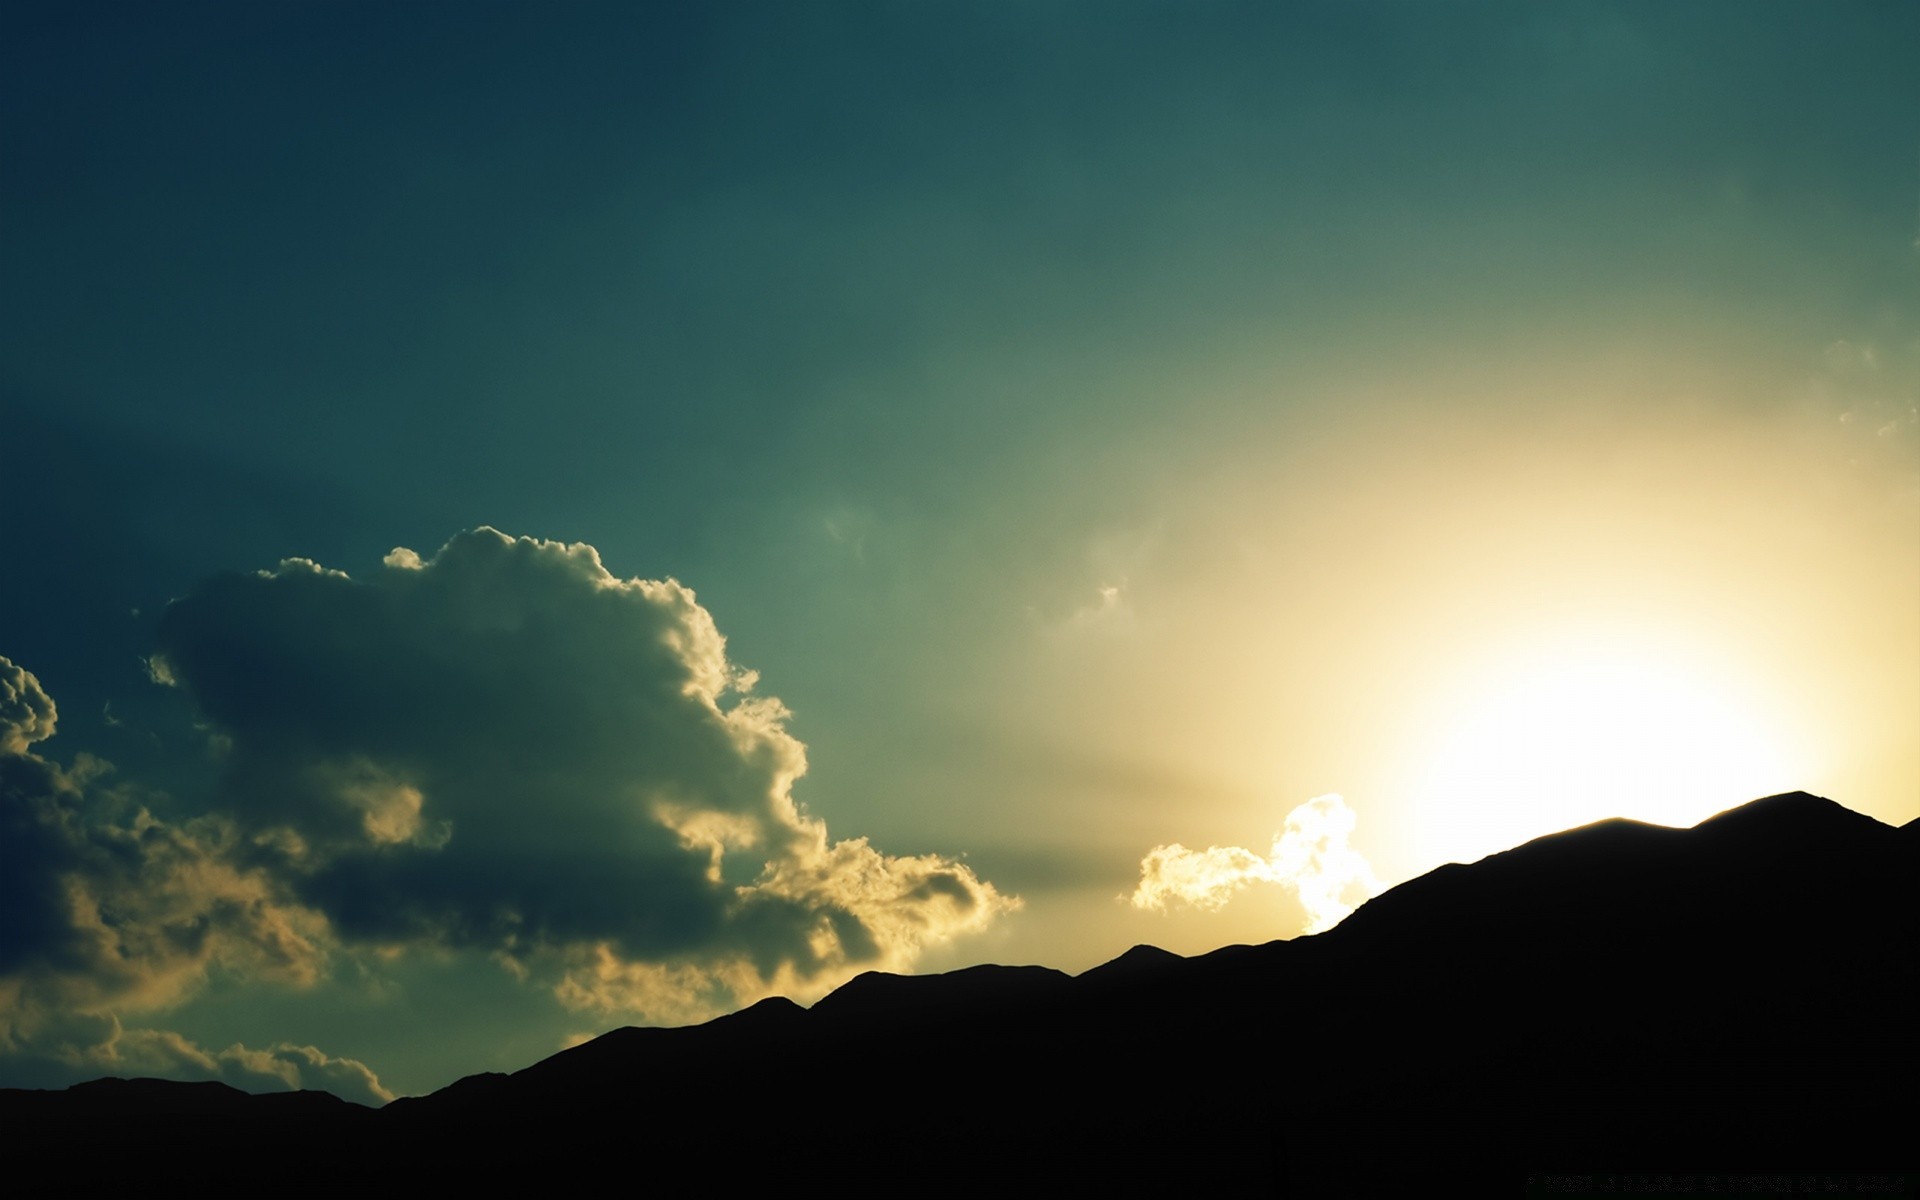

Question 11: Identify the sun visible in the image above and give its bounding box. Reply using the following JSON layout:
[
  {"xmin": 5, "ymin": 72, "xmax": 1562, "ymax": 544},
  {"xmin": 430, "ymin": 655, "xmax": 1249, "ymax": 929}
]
[{"xmin": 1400, "ymin": 631, "xmax": 1807, "ymax": 870}]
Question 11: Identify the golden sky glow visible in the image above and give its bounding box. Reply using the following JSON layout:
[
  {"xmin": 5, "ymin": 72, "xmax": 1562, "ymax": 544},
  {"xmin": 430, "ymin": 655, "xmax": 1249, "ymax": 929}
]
[
  {"xmin": 4, "ymin": 4, "xmax": 1915, "ymax": 1099},
  {"xmin": 973, "ymin": 354, "xmax": 1916, "ymax": 968},
  {"xmin": 1394, "ymin": 631, "xmax": 1806, "ymax": 869}
]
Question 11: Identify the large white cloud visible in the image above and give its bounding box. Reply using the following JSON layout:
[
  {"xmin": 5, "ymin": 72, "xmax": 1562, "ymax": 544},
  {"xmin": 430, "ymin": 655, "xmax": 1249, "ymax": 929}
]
[{"xmin": 149, "ymin": 528, "xmax": 1015, "ymax": 1020}]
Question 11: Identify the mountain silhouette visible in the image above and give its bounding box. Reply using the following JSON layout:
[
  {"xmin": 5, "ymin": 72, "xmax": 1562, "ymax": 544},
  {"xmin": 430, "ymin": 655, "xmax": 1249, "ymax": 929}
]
[{"xmin": 5, "ymin": 792, "xmax": 1913, "ymax": 1194}]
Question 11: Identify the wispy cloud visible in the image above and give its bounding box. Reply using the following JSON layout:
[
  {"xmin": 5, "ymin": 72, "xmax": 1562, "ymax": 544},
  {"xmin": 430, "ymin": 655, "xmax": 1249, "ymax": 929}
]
[{"xmin": 58, "ymin": 1021, "xmax": 392, "ymax": 1106}]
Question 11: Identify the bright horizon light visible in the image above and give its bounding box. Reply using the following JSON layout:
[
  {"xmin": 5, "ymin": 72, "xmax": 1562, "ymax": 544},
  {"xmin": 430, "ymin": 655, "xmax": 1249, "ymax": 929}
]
[{"xmin": 1399, "ymin": 633, "xmax": 1808, "ymax": 870}]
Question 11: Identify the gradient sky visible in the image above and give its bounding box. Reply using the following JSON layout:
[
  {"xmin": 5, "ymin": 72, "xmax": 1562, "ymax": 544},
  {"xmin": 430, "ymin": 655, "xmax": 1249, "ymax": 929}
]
[{"xmin": 4, "ymin": 1, "xmax": 1916, "ymax": 1102}]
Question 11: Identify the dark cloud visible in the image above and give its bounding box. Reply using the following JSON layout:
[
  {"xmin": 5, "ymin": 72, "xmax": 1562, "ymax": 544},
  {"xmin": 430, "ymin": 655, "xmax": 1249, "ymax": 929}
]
[
  {"xmin": 0, "ymin": 654, "xmax": 350, "ymax": 1091},
  {"xmin": 2, "ymin": 532, "xmax": 1012, "ymax": 1093},
  {"xmin": 150, "ymin": 529, "xmax": 1013, "ymax": 1019}
]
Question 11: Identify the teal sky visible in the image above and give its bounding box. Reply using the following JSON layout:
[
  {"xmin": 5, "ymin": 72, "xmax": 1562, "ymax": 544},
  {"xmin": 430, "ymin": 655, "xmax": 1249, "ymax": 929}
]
[{"xmin": 4, "ymin": 1, "xmax": 1916, "ymax": 1100}]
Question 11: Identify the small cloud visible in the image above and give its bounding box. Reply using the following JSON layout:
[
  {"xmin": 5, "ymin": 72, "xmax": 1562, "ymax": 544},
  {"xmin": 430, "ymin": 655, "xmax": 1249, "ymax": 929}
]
[
  {"xmin": 1035, "ymin": 522, "xmax": 1164, "ymax": 638},
  {"xmin": 1065, "ymin": 580, "xmax": 1133, "ymax": 633},
  {"xmin": 1818, "ymin": 333, "xmax": 1919, "ymax": 457},
  {"xmin": 252, "ymin": 1041, "xmax": 394, "ymax": 1105},
  {"xmin": 1823, "ymin": 339, "xmax": 1878, "ymax": 378},
  {"xmin": 1129, "ymin": 793, "xmax": 1382, "ymax": 934},
  {"xmin": 0, "ymin": 655, "xmax": 58, "ymax": 754},
  {"xmin": 14, "ymin": 1016, "xmax": 392, "ymax": 1106},
  {"xmin": 819, "ymin": 505, "xmax": 878, "ymax": 561}
]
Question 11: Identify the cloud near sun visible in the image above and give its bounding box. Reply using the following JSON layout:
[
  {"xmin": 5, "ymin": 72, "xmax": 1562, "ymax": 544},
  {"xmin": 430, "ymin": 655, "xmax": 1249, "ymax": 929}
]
[
  {"xmin": 0, "ymin": 529, "xmax": 1013, "ymax": 1092},
  {"xmin": 1130, "ymin": 794, "xmax": 1381, "ymax": 934}
]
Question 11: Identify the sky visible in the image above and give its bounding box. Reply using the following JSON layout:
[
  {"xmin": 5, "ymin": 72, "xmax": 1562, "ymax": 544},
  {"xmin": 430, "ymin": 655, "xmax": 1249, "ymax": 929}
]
[{"xmin": 3, "ymin": 1, "xmax": 1916, "ymax": 1103}]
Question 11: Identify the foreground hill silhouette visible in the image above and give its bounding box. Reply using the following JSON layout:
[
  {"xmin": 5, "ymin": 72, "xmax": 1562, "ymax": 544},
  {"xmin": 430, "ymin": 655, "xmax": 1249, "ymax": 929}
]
[{"xmin": 6, "ymin": 792, "xmax": 1914, "ymax": 1193}]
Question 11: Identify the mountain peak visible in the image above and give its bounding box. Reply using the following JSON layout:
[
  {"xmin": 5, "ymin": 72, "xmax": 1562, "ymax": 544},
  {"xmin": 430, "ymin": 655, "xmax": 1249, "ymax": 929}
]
[
  {"xmin": 809, "ymin": 962, "xmax": 1072, "ymax": 1021},
  {"xmin": 1077, "ymin": 943, "xmax": 1183, "ymax": 986},
  {"xmin": 1692, "ymin": 790, "xmax": 1885, "ymax": 838}
]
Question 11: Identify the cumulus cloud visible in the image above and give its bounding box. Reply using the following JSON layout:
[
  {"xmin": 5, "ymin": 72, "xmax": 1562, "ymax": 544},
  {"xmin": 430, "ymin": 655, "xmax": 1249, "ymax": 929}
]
[
  {"xmin": 147, "ymin": 528, "xmax": 1015, "ymax": 1021},
  {"xmin": 1, "ymin": 654, "xmax": 350, "ymax": 1094},
  {"xmin": 1129, "ymin": 793, "xmax": 1381, "ymax": 934}
]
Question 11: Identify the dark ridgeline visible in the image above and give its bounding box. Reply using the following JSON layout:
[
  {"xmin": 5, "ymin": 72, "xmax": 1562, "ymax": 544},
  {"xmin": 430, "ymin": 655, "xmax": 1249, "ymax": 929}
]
[{"xmin": 5, "ymin": 792, "xmax": 1913, "ymax": 1194}]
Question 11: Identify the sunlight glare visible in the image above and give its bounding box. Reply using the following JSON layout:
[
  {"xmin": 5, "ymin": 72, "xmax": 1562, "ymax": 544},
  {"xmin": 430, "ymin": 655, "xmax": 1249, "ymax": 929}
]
[{"xmin": 1406, "ymin": 637, "xmax": 1804, "ymax": 869}]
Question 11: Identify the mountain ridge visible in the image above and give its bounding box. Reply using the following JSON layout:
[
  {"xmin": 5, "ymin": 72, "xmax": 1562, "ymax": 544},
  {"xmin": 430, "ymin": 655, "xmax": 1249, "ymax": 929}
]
[{"xmin": 5, "ymin": 790, "xmax": 1913, "ymax": 1192}]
